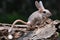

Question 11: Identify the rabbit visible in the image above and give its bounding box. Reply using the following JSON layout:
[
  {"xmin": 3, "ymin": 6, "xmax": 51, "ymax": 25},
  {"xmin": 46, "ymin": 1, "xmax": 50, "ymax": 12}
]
[
  {"xmin": 27, "ymin": 1, "xmax": 52, "ymax": 26},
  {"xmin": 8, "ymin": 1, "xmax": 52, "ymax": 35}
]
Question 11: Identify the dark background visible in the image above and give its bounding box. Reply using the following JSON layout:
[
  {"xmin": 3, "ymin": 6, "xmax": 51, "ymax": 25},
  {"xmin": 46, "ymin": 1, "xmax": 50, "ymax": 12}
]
[{"xmin": 0, "ymin": 0, "xmax": 60, "ymax": 23}]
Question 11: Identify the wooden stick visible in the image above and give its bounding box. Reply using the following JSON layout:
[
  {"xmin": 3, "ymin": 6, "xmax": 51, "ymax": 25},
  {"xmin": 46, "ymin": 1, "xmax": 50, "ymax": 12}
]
[
  {"xmin": 0, "ymin": 26, "xmax": 26, "ymax": 31},
  {"xmin": 0, "ymin": 23, "xmax": 28, "ymax": 28}
]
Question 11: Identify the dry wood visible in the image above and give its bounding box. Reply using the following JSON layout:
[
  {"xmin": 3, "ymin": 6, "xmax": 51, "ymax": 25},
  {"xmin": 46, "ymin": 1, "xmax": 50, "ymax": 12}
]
[
  {"xmin": 0, "ymin": 20, "xmax": 60, "ymax": 40},
  {"xmin": 0, "ymin": 23, "xmax": 28, "ymax": 28},
  {"xmin": 0, "ymin": 26, "xmax": 26, "ymax": 31}
]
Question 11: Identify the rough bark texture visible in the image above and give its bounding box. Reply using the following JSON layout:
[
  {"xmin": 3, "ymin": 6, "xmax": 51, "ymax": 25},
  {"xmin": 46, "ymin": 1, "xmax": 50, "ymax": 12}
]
[{"xmin": 0, "ymin": 19, "xmax": 60, "ymax": 40}]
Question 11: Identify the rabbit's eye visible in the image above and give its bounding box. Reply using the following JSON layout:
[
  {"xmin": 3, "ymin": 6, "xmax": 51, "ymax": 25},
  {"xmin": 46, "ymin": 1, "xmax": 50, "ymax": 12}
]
[{"xmin": 43, "ymin": 11, "xmax": 46, "ymax": 13}]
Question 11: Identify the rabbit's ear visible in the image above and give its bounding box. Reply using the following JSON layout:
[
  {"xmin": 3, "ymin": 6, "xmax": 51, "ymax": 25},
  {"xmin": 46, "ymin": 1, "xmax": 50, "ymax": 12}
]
[
  {"xmin": 39, "ymin": 1, "xmax": 45, "ymax": 9},
  {"xmin": 35, "ymin": 1, "xmax": 41, "ymax": 9}
]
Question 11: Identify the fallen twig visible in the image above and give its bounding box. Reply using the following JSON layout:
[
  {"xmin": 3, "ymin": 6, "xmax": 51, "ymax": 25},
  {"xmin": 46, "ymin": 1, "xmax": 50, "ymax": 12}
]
[
  {"xmin": 0, "ymin": 26, "xmax": 26, "ymax": 31},
  {"xmin": 0, "ymin": 23, "xmax": 28, "ymax": 28}
]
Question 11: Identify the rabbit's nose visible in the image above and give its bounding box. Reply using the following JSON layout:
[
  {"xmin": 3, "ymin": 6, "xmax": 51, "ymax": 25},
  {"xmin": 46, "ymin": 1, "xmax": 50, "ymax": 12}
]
[
  {"xmin": 49, "ymin": 13, "xmax": 52, "ymax": 16},
  {"xmin": 47, "ymin": 13, "xmax": 52, "ymax": 17}
]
